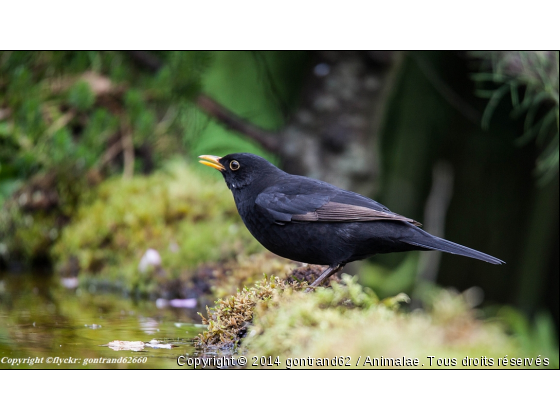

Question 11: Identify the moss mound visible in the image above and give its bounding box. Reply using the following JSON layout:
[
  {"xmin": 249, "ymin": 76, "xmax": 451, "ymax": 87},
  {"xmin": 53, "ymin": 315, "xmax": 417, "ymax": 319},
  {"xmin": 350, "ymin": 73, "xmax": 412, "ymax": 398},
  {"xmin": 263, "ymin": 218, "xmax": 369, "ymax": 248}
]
[
  {"xmin": 196, "ymin": 275, "xmax": 309, "ymax": 349},
  {"xmin": 241, "ymin": 276, "xmax": 534, "ymax": 368},
  {"xmin": 196, "ymin": 272, "xmax": 556, "ymax": 369},
  {"xmin": 52, "ymin": 160, "xmax": 264, "ymax": 292}
]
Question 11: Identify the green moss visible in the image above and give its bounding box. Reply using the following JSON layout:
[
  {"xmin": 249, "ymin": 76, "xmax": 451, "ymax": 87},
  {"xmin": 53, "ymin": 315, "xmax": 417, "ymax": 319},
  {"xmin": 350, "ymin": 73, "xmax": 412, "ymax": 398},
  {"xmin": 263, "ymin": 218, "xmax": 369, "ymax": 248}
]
[
  {"xmin": 52, "ymin": 160, "xmax": 264, "ymax": 292},
  {"xmin": 202, "ymin": 252, "xmax": 297, "ymax": 300},
  {"xmin": 191, "ymin": 265, "xmax": 556, "ymax": 369},
  {"xmin": 196, "ymin": 274, "xmax": 308, "ymax": 349},
  {"xmin": 224, "ymin": 274, "xmax": 551, "ymax": 369},
  {"xmin": 0, "ymin": 165, "xmax": 92, "ymax": 265},
  {"xmin": 0, "ymin": 208, "xmax": 58, "ymax": 261}
]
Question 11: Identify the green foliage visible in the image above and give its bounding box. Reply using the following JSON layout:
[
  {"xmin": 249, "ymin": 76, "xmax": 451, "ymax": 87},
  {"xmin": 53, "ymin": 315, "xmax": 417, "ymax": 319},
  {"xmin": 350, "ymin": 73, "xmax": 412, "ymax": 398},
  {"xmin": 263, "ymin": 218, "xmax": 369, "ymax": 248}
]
[
  {"xmin": 0, "ymin": 51, "xmax": 210, "ymax": 206},
  {"xmin": 359, "ymin": 253, "xmax": 419, "ymax": 298},
  {"xmin": 187, "ymin": 51, "xmax": 307, "ymax": 159},
  {"xmin": 0, "ymin": 51, "xmax": 310, "ymax": 269},
  {"xmin": 67, "ymin": 80, "xmax": 95, "ymax": 111},
  {"xmin": 497, "ymin": 306, "xmax": 559, "ymax": 368},
  {"xmin": 152, "ymin": 52, "xmax": 211, "ymax": 100},
  {"xmin": 472, "ymin": 51, "xmax": 559, "ymax": 183}
]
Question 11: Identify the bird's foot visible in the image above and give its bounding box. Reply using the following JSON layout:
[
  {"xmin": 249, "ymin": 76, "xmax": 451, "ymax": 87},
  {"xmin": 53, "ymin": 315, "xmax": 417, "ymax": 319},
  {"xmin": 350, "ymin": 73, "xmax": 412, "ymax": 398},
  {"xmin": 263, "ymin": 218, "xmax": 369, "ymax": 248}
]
[{"xmin": 305, "ymin": 264, "xmax": 344, "ymax": 293}]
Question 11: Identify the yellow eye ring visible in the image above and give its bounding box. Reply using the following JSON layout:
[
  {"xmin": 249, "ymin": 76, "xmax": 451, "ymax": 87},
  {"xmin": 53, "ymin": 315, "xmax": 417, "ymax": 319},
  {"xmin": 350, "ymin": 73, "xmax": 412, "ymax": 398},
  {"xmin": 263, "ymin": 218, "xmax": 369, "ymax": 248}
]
[{"xmin": 230, "ymin": 160, "xmax": 240, "ymax": 171}]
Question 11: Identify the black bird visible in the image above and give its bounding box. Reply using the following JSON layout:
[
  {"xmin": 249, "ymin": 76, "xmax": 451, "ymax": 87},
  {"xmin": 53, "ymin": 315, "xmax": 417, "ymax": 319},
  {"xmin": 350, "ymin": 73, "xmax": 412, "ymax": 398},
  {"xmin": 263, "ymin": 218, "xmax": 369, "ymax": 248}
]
[{"xmin": 199, "ymin": 153, "xmax": 504, "ymax": 288}]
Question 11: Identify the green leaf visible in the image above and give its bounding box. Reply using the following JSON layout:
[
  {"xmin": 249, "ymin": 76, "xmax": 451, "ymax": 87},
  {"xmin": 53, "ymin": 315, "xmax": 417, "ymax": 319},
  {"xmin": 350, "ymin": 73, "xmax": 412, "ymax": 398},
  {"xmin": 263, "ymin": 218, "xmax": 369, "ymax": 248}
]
[
  {"xmin": 68, "ymin": 80, "xmax": 95, "ymax": 112},
  {"xmin": 481, "ymin": 84, "xmax": 510, "ymax": 130}
]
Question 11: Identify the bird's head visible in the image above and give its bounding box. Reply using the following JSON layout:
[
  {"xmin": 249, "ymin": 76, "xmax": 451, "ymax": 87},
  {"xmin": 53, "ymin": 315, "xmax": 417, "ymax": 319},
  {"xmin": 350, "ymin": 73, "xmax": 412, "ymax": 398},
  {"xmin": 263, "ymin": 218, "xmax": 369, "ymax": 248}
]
[{"xmin": 199, "ymin": 153, "xmax": 280, "ymax": 190}]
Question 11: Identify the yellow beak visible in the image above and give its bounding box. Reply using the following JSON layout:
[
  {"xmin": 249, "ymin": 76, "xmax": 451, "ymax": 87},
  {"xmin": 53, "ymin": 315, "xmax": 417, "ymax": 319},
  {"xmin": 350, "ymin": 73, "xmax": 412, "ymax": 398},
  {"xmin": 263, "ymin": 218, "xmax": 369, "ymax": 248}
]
[{"xmin": 199, "ymin": 155, "xmax": 225, "ymax": 171}]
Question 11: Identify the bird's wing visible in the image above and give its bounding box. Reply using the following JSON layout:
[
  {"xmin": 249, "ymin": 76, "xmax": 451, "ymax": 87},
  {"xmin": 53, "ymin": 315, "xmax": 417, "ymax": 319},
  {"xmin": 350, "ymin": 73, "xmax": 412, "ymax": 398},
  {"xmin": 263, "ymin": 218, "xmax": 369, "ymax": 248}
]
[{"xmin": 255, "ymin": 179, "xmax": 421, "ymax": 226}]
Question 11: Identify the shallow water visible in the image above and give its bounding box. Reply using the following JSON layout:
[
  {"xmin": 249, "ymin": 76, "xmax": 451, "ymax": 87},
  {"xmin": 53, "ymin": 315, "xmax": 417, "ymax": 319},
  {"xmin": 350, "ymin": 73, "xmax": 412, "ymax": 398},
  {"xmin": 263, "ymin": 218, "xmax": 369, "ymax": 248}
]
[{"xmin": 0, "ymin": 271, "xmax": 206, "ymax": 369}]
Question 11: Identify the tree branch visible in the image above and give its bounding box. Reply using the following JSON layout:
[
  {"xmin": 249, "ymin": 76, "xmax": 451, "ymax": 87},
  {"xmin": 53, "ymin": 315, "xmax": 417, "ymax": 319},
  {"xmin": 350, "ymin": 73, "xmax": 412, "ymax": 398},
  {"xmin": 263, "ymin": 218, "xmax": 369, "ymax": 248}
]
[
  {"xmin": 127, "ymin": 51, "xmax": 280, "ymax": 152},
  {"xmin": 195, "ymin": 94, "xmax": 280, "ymax": 152}
]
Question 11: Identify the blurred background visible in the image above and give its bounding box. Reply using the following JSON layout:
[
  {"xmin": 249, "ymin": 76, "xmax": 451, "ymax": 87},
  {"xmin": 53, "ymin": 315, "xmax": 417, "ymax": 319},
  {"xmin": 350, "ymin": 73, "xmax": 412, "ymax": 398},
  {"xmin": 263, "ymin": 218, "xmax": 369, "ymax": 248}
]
[{"xmin": 0, "ymin": 51, "xmax": 558, "ymax": 366}]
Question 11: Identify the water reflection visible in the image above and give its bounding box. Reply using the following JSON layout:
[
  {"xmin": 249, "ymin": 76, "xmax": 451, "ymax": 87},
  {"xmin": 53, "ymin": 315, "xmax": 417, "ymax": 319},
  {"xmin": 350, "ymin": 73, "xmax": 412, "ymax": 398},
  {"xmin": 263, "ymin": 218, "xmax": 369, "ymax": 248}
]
[{"xmin": 0, "ymin": 271, "xmax": 205, "ymax": 369}]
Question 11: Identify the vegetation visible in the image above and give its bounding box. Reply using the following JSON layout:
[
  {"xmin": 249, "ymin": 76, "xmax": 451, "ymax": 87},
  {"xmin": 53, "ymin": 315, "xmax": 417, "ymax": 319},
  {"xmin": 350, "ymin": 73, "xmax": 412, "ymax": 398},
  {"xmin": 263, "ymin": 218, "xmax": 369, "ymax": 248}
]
[
  {"xmin": 0, "ymin": 52, "xmax": 209, "ymax": 198},
  {"xmin": 196, "ymin": 266, "xmax": 320, "ymax": 348},
  {"xmin": 0, "ymin": 51, "xmax": 299, "ymax": 267},
  {"xmin": 51, "ymin": 160, "xmax": 270, "ymax": 294},
  {"xmin": 0, "ymin": 51, "xmax": 211, "ymax": 266},
  {"xmin": 0, "ymin": 51, "xmax": 557, "ymax": 367},
  {"xmin": 472, "ymin": 51, "xmax": 559, "ymax": 183},
  {"xmin": 195, "ymin": 273, "xmax": 557, "ymax": 368}
]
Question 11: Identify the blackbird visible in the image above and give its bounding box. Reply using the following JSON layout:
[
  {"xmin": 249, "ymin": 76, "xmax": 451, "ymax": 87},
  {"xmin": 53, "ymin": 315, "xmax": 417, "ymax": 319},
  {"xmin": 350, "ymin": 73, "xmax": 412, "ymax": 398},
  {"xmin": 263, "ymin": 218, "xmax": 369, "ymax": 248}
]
[{"xmin": 199, "ymin": 153, "xmax": 504, "ymax": 288}]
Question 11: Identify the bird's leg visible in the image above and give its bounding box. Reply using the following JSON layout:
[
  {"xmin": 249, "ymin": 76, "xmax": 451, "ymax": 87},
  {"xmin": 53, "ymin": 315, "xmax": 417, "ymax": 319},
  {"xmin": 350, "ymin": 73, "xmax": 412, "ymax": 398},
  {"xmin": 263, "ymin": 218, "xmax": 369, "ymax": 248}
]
[
  {"xmin": 305, "ymin": 264, "xmax": 345, "ymax": 292},
  {"xmin": 323, "ymin": 264, "xmax": 345, "ymax": 287}
]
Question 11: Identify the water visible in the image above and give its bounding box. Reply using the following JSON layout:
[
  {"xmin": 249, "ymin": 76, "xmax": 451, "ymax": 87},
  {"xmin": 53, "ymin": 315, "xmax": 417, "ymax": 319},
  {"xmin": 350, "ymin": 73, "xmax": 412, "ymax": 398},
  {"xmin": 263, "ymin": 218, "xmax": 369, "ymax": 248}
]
[{"xmin": 0, "ymin": 271, "xmax": 206, "ymax": 369}]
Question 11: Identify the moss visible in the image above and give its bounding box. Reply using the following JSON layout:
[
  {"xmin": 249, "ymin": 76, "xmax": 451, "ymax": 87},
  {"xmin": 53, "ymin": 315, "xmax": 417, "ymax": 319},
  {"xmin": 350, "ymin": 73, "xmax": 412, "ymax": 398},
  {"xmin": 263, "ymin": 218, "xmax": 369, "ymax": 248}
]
[
  {"xmin": 187, "ymin": 272, "xmax": 554, "ymax": 369},
  {"xmin": 195, "ymin": 274, "xmax": 309, "ymax": 349},
  {"xmin": 196, "ymin": 252, "xmax": 297, "ymax": 300},
  {"xmin": 52, "ymin": 160, "xmax": 265, "ymax": 292},
  {"xmin": 238, "ymin": 276, "xmax": 533, "ymax": 368},
  {"xmin": 194, "ymin": 263, "xmax": 347, "ymax": 350},
  {"xmin": 191, "ymin": 262, "xmax": 557, "ymax": 368},
  {"xmin": 0, "ymin": 165, "xmax": 93, "ymax": 266}
]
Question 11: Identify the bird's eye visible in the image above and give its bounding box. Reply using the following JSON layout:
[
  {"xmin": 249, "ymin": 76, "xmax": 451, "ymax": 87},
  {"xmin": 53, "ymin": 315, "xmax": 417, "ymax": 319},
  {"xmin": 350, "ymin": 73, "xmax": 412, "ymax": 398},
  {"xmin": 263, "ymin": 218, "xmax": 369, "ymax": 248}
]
[{"xmin": 230, "ymin": 160, "xmax": 240, "ymax": 171}]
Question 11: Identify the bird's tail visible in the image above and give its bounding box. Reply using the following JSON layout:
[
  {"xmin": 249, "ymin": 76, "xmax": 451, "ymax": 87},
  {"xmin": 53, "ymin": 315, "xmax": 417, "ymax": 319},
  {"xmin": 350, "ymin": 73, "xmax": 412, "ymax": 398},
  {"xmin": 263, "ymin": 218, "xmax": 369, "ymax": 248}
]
[{"xmin": 402, "ymin": 229, "xmax": 504, "ymax": 265}]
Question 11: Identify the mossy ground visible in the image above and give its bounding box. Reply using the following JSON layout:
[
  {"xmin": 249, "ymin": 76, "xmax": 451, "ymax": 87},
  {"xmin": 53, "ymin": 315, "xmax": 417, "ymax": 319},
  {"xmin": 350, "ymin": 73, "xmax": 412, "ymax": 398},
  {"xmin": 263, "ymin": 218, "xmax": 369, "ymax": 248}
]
[
  {"xmin": 51, "ymin": 160, "xmax": 267, "ymax": 294},
  {"xmin": 196, "ymin": 272, "xmax": 312, "ymax": 349},
  {"xmin": 196, "ymin": 272, "xmax": 558, "ymax": 369}
]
